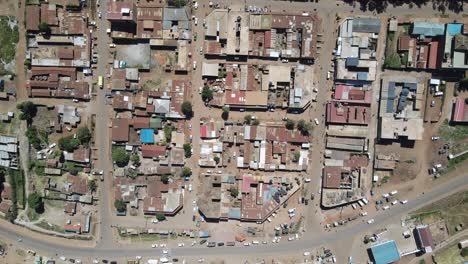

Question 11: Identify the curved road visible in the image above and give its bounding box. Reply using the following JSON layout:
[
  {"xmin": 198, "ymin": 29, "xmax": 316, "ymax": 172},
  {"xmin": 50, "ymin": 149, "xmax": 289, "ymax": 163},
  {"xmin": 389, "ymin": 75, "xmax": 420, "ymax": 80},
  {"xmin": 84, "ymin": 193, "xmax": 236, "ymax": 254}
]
[{"xmin": 1, "ymin": 175, "xmax": 467, "ymax": 258}]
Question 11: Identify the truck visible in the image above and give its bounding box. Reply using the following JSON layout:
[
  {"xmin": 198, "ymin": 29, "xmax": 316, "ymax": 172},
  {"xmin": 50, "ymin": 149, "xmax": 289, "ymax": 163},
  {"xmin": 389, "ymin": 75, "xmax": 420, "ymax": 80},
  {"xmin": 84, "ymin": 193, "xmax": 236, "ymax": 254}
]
[{"xmin": 98, "ymin": 76, "xmax": 103, "ymax": 89}]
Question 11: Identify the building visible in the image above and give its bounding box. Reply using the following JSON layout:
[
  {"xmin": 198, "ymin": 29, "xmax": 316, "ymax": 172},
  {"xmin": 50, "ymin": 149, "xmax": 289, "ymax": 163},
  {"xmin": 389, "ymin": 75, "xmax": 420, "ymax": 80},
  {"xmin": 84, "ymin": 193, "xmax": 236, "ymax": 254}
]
[
  {"xmin": 442, "ymin": 23, "xmax": 467, "ymax": 69},
  {"xmin": 369, "ymin": 240, "xmax": 401, "ymax": 264},
  {"xmin": 452, "ymin": 97, "xmax": 468, "ymax": 123},
  {"xmin": 0, "ymin": 136, "xmax": 18, "ymax": 169},
  {"xmin": 414, "ymin": 225, "xmax": 434, "ymax": 253}
]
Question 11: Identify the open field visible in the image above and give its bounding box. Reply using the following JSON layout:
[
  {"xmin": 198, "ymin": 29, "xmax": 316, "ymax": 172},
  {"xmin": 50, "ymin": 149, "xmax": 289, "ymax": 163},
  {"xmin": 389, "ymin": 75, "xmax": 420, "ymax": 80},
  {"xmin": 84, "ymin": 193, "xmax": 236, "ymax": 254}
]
[
  {"xmin": 411, "ymin": 190, "xmax": 468, "ymax": 235},
  {"xmin": 437, "ymin": 119, "xmax": 468, "ymax": 173},
  {"xmin": 434, "ymin": 241, "xmax": 468, "ymax": 264}
]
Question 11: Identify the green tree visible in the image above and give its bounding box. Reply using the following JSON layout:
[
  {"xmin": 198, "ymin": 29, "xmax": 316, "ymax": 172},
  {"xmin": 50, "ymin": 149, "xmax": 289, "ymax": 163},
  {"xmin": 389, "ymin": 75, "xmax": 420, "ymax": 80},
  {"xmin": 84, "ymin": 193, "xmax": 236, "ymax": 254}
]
[
  {"xmin": 181, "ymin": 166, "xmax": 192, "ymax": 178},
  {"xmin": 164, "ymin": 124, "xmax": 174, "ymax": 143},
  {"xmin": 64, "ymin": 162, "xmax": 80, "ymax": 175},
  {"xmin": 201, "ymin": 86, "xmax": 213, "ymax": 102},
  {"xmin": 26, "ymin": 126, "xmax": 42, "ymax": 150},
  {"xmin": 114, "ymin": 199, "xmax": 126, "ymax": 212},
  {"xmin": 28, "ymin": 192, "xmax": 44, "ymax": 214},
  {"xmin": 384, "ymin": 53, "xmax": 401, "ymax": 68},
  {"xmin": 76, "ymin": 126, "xmax": 92, "ymax": 145},
  {"xmin": 112, "ymin": 147, "xmax": 130, "ymax": 167},
  {"xmin": 156, "ymin": 212, "xmax": 166, "ymax": 221},
  {"xmin": 58, "ymin": 136, "xmax": 80, "ymax": 152},
  {"xmin": 38, "ymin": 22, "xmax": 51, "ymax": 34},
  {"xmin": 252, "ymin": 119, "xmax": 260, "ymax": 126},
  {"xmin": 221, "ymin": 106, "xmax": 230, "ymax": 121},
  {"xmin": 418, "ymin": 259, "xmax": 426, "ymax": 264},
  {"xmin": 183, "ymin": 143, "xmax": 192, "ymax": 158},
  {"xmin": 285, "ymin": 119, "xmax": 295, "ymax": 130},
  {"xmin": 181, "ymin": 101, "xmax": 193, "ymax": 119},
  {"xmin": 293, "ymin": 151, "xmax": 300, "ymax": 162},
  {"xmin": 17, "ymin": 101, "xmax": 37, "ymax": 124},
  {"xmin": 244, "ymin": 115, "xmax": 252, "ymax": 125},
  {"xmin": 214, "ymin": 156, "xmax": 220, "ymax": 164},
  {"xmin": 88, "ymin": 179, "xmax": 97, "ymax": 193},
  {"xmin": 161, "ymin": 174, "xmax": 169, "ymax": 184},
  {"xmin": 297, "ymin": 119, "xmax": 312, "ymax": 135},
  {"xmin": 461, "ymin": 247, "xmax": 468, "ymax": 257},
  {"xmin": 229, "ymin": 188, "xmax": 239, "ymax": 198},
  {"xmin": 363, "ymin": 235, "xmax": 371, "ymax": 244},
  {"xmin": 131, "ymin": 154, "xmax": 140, "ymax": 167}
]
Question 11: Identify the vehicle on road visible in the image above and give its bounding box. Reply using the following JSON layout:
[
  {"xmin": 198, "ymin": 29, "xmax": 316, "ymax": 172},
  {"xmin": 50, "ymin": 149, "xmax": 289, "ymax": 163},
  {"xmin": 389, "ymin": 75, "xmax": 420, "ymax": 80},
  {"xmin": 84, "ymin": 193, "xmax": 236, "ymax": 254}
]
[
  {"xmin": 98, "ymin": 76, "xmax": 103, "ymax": 89},
  {"xmin": 367, "ymin": 219, "xmax": 375, "ymax": 224},
  {"xmin": 199, "ymin": 239, "xmax": 207, "ymax": 245}
]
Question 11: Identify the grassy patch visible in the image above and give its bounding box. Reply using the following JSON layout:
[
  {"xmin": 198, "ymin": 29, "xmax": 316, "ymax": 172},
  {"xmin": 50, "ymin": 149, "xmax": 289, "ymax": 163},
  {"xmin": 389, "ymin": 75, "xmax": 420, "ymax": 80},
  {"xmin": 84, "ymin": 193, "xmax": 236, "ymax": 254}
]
[
  {"xmin": 438, "ymin": 119, "xmax": 468, "ymax": 158},
  {"xmin": 26, "ymin": 208, "xmax": 40, "ymax": 221},
  {"xmin": 434, "ymin": 241, "xmax": 468, "ymax": 264},
  {"xmin": 384, "ymin": 53, "xmax": 401, "ymax": 68},
  {"xmin": 35, "ymin": 220, "xmax": 64, "ymax": 233},
  {"xmin": 0, "ymin": 16, "xmax": 18, "ymax": 64},
  {"xmin": 411, "ymin": 190, "xmax": 468, "ymax": 235}
]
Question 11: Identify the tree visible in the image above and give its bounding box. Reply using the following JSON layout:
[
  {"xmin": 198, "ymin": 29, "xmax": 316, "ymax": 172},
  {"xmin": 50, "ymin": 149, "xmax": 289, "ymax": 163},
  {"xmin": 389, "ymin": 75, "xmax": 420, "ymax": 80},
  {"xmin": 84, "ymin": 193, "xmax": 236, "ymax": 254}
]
[
  {"xmin": 229, "ymin": 188, "xmax": 239, "ymax": 198},
  {"xmin": 181, "ymin": 101, "xmax": 193, "ymax": 119},
  {"xmin": 221, "ymin": 106, "xmax": 230, "ymax": 121},
  {"xmin": 244, "ymin": 115, "xmax": 252, "ymax": 125},
  {"xmin": 26, "ymin": 127, "xmax": 42, "ymax": 150},
  {"xmin": 76, "ymin": 126, "xmax": 92, "ymax": 145},
  {"xmin": 201, "ymin": 86, "xmax": 213, "ymax": 102},
  {"xmin": 297, "ymin": 119, "xmax": 312, "ymax": 135},
  {"xmin": 38, "ymin": 22, "xmax": 51, "ymax": 34},
  {"xmin": 114, "ymin": 199, "xmax": 126, "ymax": 212},
  {"xmin": 112, "ymin": 147, "xmax": 130, "ymax": 167},
  {"xmin": 214, "ymin": 156, "xmax": 220, "ymax": 164},
  {"xmin": 168, "ymin": 0, "xmax": 186, "ymax": 8},
  {"xmin": 156, "ymin": 212, "xmax": 166, "ymax": 221},
  {"xmin": 161, "ymin": 174, "xmax": 170, "ymax": 184},
  {"xmin": 363, "ymin": 235, "xmax": 371, "ymax": 244},
  {"xmin": 181, "ymin": 166, "xmax": 192, "ymax": 178},
  {"xmin": 183, "ymin": 143, "xmax": 192, "ymax": 158},
  {"xmin": 131, "ymin": 154, "xmax": 140, "ymax": 167},
  {"xmin": 164, "ymin": 124, "xmax": 174, "ymax": 143},
  {"xmin": 384, "ymin": 53, "xmax": 401, "ymax": 69},
  {"xmin": 58, "ymin": 136, "xmax": 80, "ymax": 152},
  {"xmin": 293, "ymin": 151, "xmax": 300, "ymax": 163},
  {"xmin": 418, "ymin": 259, "xmax": 426, "ymax": 264},
  {"xmin": 461, "ymin": 247, "xmax": 468, "ymax": 257},
  {"xmin": 64, "ymin": 162, "xmax": 80, "ymax": 175},
  {"xmin": 17, "ymin": 101, "xmax": 37, "ymax": 124},
  {"xmin": 285, "ymin": 119, "xmax": 295, "ymax": 130},
  {"xmin": 252, "ymin": 119, "xmax": 260, "ymax": 126},
  {"xmin": 88, "ymin": 179, "xmax": 97, "ymax": 193},
  {"xmin": 28, "ymin": 192, "xmax": 44, "ymax": 214}
]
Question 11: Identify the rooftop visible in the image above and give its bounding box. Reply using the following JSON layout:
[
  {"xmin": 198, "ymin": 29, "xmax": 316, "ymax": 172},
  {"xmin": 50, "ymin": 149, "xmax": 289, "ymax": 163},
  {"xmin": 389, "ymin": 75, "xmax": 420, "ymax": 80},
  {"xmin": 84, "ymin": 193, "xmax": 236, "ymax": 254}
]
[{"xmin": 370, "ymin": 240, "xmax": 400, "ymax": 264}]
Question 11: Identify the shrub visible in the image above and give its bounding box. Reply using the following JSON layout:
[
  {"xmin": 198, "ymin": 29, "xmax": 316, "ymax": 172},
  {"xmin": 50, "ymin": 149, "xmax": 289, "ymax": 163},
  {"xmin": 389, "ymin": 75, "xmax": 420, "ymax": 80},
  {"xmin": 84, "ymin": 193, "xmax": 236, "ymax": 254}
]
[
  {"xmin": 285, "ymin": 120, "xmax": 295, "ymax": 130},
  {"xmin": 28, "ymin": 192, "xmax": 44, "ymax": 214},
  {"xmin": 112, "ymin": 148, "xmax": 130, "ymax": 167},
  {"xmin": 181, "ymin": 101, "xmax": 193, "ymax": 119},
  {"xmin": 114, "ymin": 199, "xmax": 126, "ymax": 212},
  {"xmin": 58, "ymin": 136, "xmax": 80, "ymax": 152},
  {"xmin": 76, "ymin": 126, "xmax": 92, "ymax": 145}
]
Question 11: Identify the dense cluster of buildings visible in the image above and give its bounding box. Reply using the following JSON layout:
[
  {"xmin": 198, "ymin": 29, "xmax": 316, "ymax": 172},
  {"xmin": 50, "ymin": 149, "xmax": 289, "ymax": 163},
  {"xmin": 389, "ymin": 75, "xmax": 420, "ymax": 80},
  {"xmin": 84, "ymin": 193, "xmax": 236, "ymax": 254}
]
[{"xmin": 25, "ymin": 1, "xmax": 91, "ymax": 100}]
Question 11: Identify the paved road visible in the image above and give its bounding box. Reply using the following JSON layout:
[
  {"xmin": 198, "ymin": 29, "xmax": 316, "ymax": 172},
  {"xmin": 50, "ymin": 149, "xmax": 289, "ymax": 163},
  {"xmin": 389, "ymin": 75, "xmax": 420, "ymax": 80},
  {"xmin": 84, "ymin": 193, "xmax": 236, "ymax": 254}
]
[
  {"xmin": 93, "ymin": 0, "xmax": 113, "ymax": 248},
  {"xmin": 1, "ymin": 174, "xmax": 466, "ymax": 258}
]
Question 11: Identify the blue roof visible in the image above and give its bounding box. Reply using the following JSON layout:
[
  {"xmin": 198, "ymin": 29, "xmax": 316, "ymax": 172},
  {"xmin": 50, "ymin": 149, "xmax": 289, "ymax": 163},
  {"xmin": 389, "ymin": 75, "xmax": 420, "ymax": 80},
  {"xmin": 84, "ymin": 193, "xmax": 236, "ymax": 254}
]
[
  {"xmin": 346, "ymin": 57, "xmax": 359, "ymax": 67},
  {"xmin": 228, "ymin": 208, "xmax": 241, "ymax": 219},
  {"xmin": 140, "ymin": 128, "xmax": 154, "ymax": 144},
  {"xmin": 447, "ymin": 23, "xmax": 462, "ymax": 36},
  {"xmin": 412, "ymin": 22, "xmax": 445, "ymax": 37},
  {"xmin": 357, "ymin": 72, "xmax": 368, "ymax": 80},
  {"xmin": 370, "ymin": 241, "xmax": 400, "ymax": 264}
]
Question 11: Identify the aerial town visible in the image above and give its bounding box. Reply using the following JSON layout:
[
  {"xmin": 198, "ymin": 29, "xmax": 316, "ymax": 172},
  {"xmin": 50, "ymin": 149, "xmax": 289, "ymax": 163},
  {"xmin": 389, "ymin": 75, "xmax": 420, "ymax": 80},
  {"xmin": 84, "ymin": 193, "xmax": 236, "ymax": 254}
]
[{"xmin": 0, "ymin": 0, "xmax": 466, "ymax": 263}]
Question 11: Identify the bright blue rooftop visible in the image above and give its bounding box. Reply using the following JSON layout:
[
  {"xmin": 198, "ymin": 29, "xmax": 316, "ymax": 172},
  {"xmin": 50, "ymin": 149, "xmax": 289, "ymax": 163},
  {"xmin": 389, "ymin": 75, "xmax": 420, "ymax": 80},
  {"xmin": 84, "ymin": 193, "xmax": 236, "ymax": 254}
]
[
  {"xmin": 140, "ymin": 128, "xmax": 154, "ymax": 144},
  {"xmin": 412, "ymin": 22, "xmax": 445, "ymax": 37},
  {"xmin": 447, "ymin": 23, "xmax": 462, "ymax": 35},
  {"xmin": 370, "ymin": 240, "xmax": 400, "ymax": 264}
]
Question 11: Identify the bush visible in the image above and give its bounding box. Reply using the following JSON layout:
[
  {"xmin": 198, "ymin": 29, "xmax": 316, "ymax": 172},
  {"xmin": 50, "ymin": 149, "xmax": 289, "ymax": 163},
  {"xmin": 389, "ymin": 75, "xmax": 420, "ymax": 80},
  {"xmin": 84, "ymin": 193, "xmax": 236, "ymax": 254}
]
[
  {"xmin": 297, "ymin": 119, "xmax": 312, "ymax": 135},
  {"xmin": 183, "ymin": 143, "xmax": 192, "ymax": 158},
  {"xmin": 461, "ymin": 247, "xmax": 468, "ymax": 257},
  {"xmin": 76, "ymin": 127, "xmax": 92, "ymax": 145},
  {"xmin": 293, "ymin": 151, "xmax": 300, "ymax": 162},
  {"xmin": 88, "ymin": 179, "xmax": 97, "ymax": 193},
  {"xmin": 58, "ymin": 136, "xmax": 80, "ymax": 152},
  {"xmin": 38, "ymin": 22, "xmax": 51, "ymax": 34},
  {"xmin": 214, "ymin": 156, "xmax": 220, "ymax": 164},
  {"xmin": 384, "ymin": 53, "xmax": 401, "ymax": 68},
  {"xmin": 28, "ymin": 192, "xmax": 44, "ymax": 214},
  {"xmin": 181, "ymin": 167, "xmax": 192, "ymax": 178},
  {"xmin": 64, "ymin": 162, "xmax": 80, "ymax": 175},
  {"xmin": 252, "ymin": 119, "xmax": 260, "ymax": 126},
  {"xmin": 161, "ymin": 174, "xmax": 169, "ymax": 184},
  {"xmin": 244, "ymin": 115, "xmax": 252, "ymax": 125},
  {"xmin": 285, "ymin": 120, "xmax": 295, "ymax": 130},
  {"xmin": 131, "ymin": 154, "xmax": 140, "ymax": 167},
  {"xmin": 26, "ymin": 127, "xmax": 42, "ymax": 150},
  {"xmin": 201, "ymin": 86, "xmax": 213, "ymax": 102},
  {"xmin": 17, "ymin": 101, "xmax": 37, "ymax": 124},
  {"xmin": 222, "ymin": 106, "xmax": 229, "ymax": 120},
  {"xmin": 164, "ymin": 124, "xmax": 174, "ymax": 143},
  {"xmin": 114, "ymin": 199, "xmax": 126, "ymax": 212},
  {"xmin": 229, "ymin": 188, "xmax": 239, "ymax": 198},
  {"xmin": 181, "ymin": 101, "xmax": 193, "ymax": 119},
  {"xmin": 156, "ymin": 212, "xmax": 166, "ymax": 221},
  {"xmin": 112, "ymin": 148, "xmax": 130, "ymax": 167}
]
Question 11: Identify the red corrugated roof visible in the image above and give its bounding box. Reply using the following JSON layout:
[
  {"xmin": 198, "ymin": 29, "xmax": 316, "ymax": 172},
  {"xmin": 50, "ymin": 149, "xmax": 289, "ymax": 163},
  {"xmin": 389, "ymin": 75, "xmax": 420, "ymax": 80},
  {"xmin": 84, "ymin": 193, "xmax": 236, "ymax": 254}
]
[
  {"xmin": 265, "ymin": 31, "xmax": 272, "ymax": 48},
  {"xmin": 141, "ymin": 145, "xmax": 166, "ymax": 158},
  {"xmin": 428, "ymin": 41, "xmax": 439, "ymax": 69},
  {"xmin": 453, "ymin": 98, "xmax": 466, "ymax": 122},
  {"xmin": 200, "ymin": 125, "xmax": 207, "ymax": 138}
]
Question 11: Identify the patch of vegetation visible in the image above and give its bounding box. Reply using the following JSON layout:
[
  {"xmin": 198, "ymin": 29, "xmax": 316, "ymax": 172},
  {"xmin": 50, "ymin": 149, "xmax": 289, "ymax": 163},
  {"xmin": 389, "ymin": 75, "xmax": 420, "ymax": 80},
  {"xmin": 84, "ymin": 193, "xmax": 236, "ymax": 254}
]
[
  {"xmin": 3, "ymin": 168, "xmax": 24, "ymax": 221},
  {"xmin": 285, "ymin": 120, "xmax": 295, "ymax": 130},
  {"xmin": 63, "ymin": 162, "xmax": 82, "ymax": 175},
  {"xmin": 168, "ymin": 0, "xmax": 186, "ymax": 8},
  {"xmin": 161, "ymin": 174, "xmax": 169, "ymax": 184},
  {"xmin": 76, "ymin": 126, "xmax": 92, "ymax": 146},
  {"xmin": 112, "ymin": 147, "xmax": 130, "ymax": 168},
  {"xmin": 180, "ymin": 167, "xmax": 191, "ymax": 178},
  {"xmin": 17, "ymin": 101, "xmax": 37, "ymax": 125},
  {"xmin": 251, "ymin": 119, "xmax": 260, "ymax": 126},
  {"xmin": 244, "ymin": 115, "xmax": 252, "ymax": 125},
  {"xmin": 222, "ymin": 106, "xmax": 229, "ymax": 120},
  {"xmin": 181, "ymin": 101, "xmax": 193, "ymax": 119},
  {"xmin": 114, "ymin": 199, "xmax": 126, "ymax": 212},
  {"xmin": 201, "ymin": 85, "xmax": 213, "ymax": 102},
  {"xmin": 411, "ymin": 190, "xmax": 468, "ymax": 235},
  {"xmin": 35, "ymin": 220, "xmax": 64, "ymax": 233},
  {"xmin": 381, "ymin": 176, "xmax": 390, "ymax": 184},
  {"xmin": 214, "ymin": 156, "xmax": 220, "ymax": 164},
  {"xmin": 297, "ymin": 119, "xmax": 312, "ymax": 135},
  {"xmin": 401, "ymin": 52, "xmax": 408, "ymax": 66},
  {"xmin": 155, "ymin": 212, "xmax": 166, "ymax": 221},
  {"xmin": 434, "ymin": 241, "xmax": 468, "ymax": 264},
  {"xmin": 229, "ymin": 188, "xmax": 239, "ymax": 198},
  {"xmin": 26, "ymin": 126, "xmax": 48, "ymax": 150},
  {"xmin": 27, "ymin": 192, "xmax": 44, "ymax": 214},
  {"xmin": 0, "ymin": 17, "xmax": 19, "ymax": 64},
  {"xmin": 384, "ymin": 53, "xmax": 401, "ymax": 68},
  {"xmin": 163, "ymin": 124, "xmax": 174, "ymax": 143},
  {"xmin": 58, "ymin": 136, "xmax": 80, "ymax": 152},
  {"xmin": 131, "ymin": 154, "xmax": 140, "ymax": 168},
  {"xmin": 439, "ymin": 119, "xmax": 468, "ymax": 142},
  {"xmin": 141, "ymin": 79, "xmax": 162, "ymax": 92},
  {"xmin": 183, "ymin": 143, "xmax": 192, "ymax": 158},
  {"xmin": 88, "ymin": 179, "xmax": 97, "ymax": 193},
  {"xmin": 387, "ymin": 31, "xmax": 395, "ymax": 42},
  {"xmin": 401, "ymin": 24, "xmax": 410, "ymax": 35},
  {"xmin": 293, "ymin": 151, "xmax": 300, "ymax": 163}
]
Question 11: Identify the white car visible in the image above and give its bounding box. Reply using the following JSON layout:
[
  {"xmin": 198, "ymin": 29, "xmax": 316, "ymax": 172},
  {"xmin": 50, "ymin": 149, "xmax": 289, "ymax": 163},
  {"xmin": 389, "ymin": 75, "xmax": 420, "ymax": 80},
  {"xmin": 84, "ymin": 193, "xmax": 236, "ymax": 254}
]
[
  {"xmin": 193, "ymin": 60, "xmax": 197, "ymax": 70},
  {"xmin": 367, "ymin": 219, "xmax": 375, "ymax": 224},
  {"xmin": 360, "ymin": 211, "xmax": 368, "ymax": 216},
  {"xmin": 162, "ymin": 249, "xmax": 168, "ymax": 254},
  {"xmin": 188, "ymin": 184, "xmax": 193, "ymax": 192},
  {"xmin": 304, "ymin": 252, "xmax": 311, "ymax": 256},
  {"xmin": 305, "ymin": 178, "xmax": 311, "ymax": 183},
  {"xmin": 383, "ymin": 205, "xmax": 390, "ymax": 210},
  {"xmin": 151, "ymin": 244, "xmax": 157, "ymax": 248},
  {"xmin": 314, "ymin": 118, "xmax": 320, "ymax": 125},
  {"xmin": 152, "ymin": 219, "xmax": 158, "ymax": 224},
  {"xmin": 194, "ymin": 17, "xmax": 198, "ymax": 25},
  {"xmin": 243, "ymin": 242, "xmax": 250, "ymax": 246},
  {"xmin": 178, "ymin": 243, "xmax": 184, "ymax": 247},
  {"xmin": 400, "ymin": 200, "xmax": 408, "ymax": 204}
]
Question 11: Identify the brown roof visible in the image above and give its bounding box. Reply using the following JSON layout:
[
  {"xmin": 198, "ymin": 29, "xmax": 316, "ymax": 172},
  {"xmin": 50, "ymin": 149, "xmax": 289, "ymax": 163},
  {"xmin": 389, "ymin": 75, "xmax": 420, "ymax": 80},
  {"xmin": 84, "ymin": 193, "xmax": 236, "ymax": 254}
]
[
  {"xmin": 416, "ymin": 226, "xmax": 434, "ymax": 251},
  {"xmin": 1, "ymin": 183, "xmax": 12, "ymax": 200},
  {"xmin": 26, "ymin": 5, "xmax": 40, "ymax": 31},
  {"xmin": 323, "ymin": 166, "xmax": 349, "ymax": 189},
  {"xmin": 71, "ymin": 147, "xmax": 90, "ymax": 163},
  {"xmin": 0, "ymin": 200, "xmax": 12, "ymax": 214},
  {"xmin": 112, "ymin": 118, "xmax": 130, "ymax": 142},
  {"xmin": 40, "ymin": 4, "xmax": 59, "ymax": 26},
  {"xmin": 141, "ymin": 145, "xmax": 166, "ymax": 158},
  {"xmin": 132, "ymin": 117, "xmax": 150, "ymax": 129},
  {"xmin": 64, "ymin": 202, "xmax": 76, "ymax": 215},
  {"xmin": 66, "ymin": 175, "xmax": 88, "ymax": 195},
  {"xmin": 398, "ymin": 35, "xmax": 410, "ymax": 51}
]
